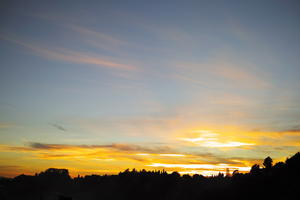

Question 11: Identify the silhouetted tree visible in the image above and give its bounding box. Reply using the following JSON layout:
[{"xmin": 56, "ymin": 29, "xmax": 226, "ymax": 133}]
[
  {"xmin": 170, "ymin": 171, "xmax": 180, "ymax": 178},
  {"xmin": 273, "ymin": 161, "xmax": 285, "ymax": 170},
  {"xmin": 250, "ymin": 164, "xmax": 260, "ymax": 175},
  {"xmin": 182, "ymin": 174, "xmax": 191, "ymax": 179},
  {"xmin": 263, "ymin": 156, "xmax": 273, "ymax": 169},
  {"xmin": 285, "ymin": 152, "xmax": 300, "ymax": 168},
  {"xmin": 232, "ymin": 170, "xmax": 239, "ymax": 176}
]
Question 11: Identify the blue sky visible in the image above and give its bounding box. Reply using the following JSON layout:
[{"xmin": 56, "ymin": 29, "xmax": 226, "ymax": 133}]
[{"xmin": 0, "ymin": 0, "xmax": 300, "ymax": 176}]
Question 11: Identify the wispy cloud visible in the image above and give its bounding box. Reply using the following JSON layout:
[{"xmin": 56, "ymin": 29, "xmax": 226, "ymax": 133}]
[
  {"xmin": 0, "ymin": 165, "xmax": 21, "ymax": 170},
  {"xmin": 3, "ymin": 140, "xmax": 293, "ymax": 176},
  {"xmin": 212, "ymin": 60, "xmax": 270, "ymax": 89},
  {"xmin": 68, "ymin": 25, "xmax": 128, "ymax": 48},
  {"xmin": 0, "ymin": 122, "xmax": 14, "ymax": 129},
  {"xmin": 51, "ymin": 123, "xmax": 67, "ymax": 132},
  {"xmin": 173, "ymin": 53, "xmax": 271, "ymax": 90},
  {"xmin": 27, "ymin": 142, "xmax": 173, "ymax": 154},
  {"xmin": 32, "ymin": 12, "xmax": 136, "ymax": 55},
  {"xmin": 0, "ymin": 165, "xmax": 23, "ymax": 177},
  {"xmin": 8, "ymin": 142, "xmax": 259, "ymax": 162},
  {"xmin": 173, "ymin": 74, "xmax": 210, "ymax": 88},
  {"xmin": 0, "ymin": 142, "xmax": 253, "ymax": 165},
  {"xmin": 0, "ymin": 34, "xmax": 137, "ymax": 71},
  {"xmin": 279, "ymin": 125, "xmax": 300, "ymax": 133}
]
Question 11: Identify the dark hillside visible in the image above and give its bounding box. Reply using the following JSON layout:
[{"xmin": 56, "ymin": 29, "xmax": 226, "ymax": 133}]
[{"xmin": 0, "ymin": 152, "xmax": 299, "ymax": 200}]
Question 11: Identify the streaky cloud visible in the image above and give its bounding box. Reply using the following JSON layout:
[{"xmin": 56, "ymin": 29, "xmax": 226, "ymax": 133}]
[
  {"xmin": 51, "ymin": 123, "xmax": 67, "ymax": 132},
  {"xmin": 27, "ymin": 142, "xmax": 173, "ymax": 154},
  {"xmin": 0, "ymin": 34, "xmax": 137, "ymax": 71}
]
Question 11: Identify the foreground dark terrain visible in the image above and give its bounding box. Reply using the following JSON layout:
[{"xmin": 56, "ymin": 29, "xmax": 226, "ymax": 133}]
[{"xmin": 0, "ymin": 152, "xmax": 299, "ymax": 200}]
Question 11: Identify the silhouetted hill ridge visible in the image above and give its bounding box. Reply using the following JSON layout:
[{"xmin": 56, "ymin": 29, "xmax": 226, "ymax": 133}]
[{"xmin": 0, "ymin": 152, "xmax": 299, "ymax": 200}]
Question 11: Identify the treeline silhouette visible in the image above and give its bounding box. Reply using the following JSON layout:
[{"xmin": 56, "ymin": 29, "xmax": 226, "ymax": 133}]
[{"xmin": 0, "ymin": 152, "xmax": 299, "ymax": 200}]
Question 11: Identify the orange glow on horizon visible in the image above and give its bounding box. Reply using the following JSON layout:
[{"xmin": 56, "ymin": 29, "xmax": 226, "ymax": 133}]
[{"xmin": 0, "ymin": 126, "xmax": 297, "ymax": 178}]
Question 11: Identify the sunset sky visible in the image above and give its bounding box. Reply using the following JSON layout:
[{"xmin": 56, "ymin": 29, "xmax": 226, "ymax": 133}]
[{"xmin": 1, "ymin": 0, "xmax": 300, "ymax": 177}]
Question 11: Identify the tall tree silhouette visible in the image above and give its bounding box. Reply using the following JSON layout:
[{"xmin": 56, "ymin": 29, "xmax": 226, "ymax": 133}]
[
  {"xmin": 263, "ymin": 156, "xmax": 273, "ymax": 169},
  {"xmin": 250, "ymin": 164, "xmax": 260, "ymax": 175}
]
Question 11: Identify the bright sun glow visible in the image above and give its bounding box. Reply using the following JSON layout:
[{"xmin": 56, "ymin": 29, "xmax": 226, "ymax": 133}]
[
  {"xmin": 158, "ymin": 154, "xmax": 186, "ymax": 157},
  {"xmin": 135, "ymin": 153, "xmax": 150, "ymax": 156},
  {"xmin": 202, "ymin": 141, "xmax": 254, "ymax": 147},
  {"xmin": 180, "ymin": 130, "xmax": 254, "ymax": 148},
  {"xmin": 148, "ymin": 163, "xmax": 251, "ymax": 173}
]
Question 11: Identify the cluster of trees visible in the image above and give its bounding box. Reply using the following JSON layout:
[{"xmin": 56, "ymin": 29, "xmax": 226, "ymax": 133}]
[{"xmin": 0, "ymin": 152, "xmax": 299, "ymax": 200}]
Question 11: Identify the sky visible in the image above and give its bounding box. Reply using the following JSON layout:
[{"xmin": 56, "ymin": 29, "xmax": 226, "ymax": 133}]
[{"xmin": 0, "ymin": 0, "xmax": 300, "ymax": 177}]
